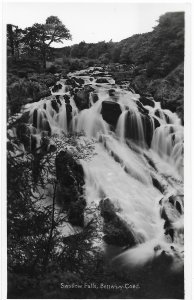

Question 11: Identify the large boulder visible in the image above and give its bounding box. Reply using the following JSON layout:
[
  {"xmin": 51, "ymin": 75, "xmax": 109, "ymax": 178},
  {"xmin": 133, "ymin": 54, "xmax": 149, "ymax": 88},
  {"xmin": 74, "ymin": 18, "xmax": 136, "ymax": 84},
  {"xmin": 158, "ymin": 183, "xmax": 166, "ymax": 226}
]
[
  {"xmin": 55, "ymin": 150, "xmax": 85, "ymax": 226},
  {"xmin": 74, "ymin": 86, "xmax": 94, "ymax": 110},
  {"xmin": 101, "ymin": 101, "xmax": 122, "ymax": 126},
  {"xmin": 99, "ymin": 198, "xmax": 136, "ymax": 247}
]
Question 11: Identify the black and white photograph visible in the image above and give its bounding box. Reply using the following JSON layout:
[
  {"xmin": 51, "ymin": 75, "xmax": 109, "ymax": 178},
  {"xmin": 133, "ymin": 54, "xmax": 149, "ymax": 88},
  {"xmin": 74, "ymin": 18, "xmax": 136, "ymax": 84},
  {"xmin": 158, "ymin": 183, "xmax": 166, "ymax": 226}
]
[{"xmin": 2, "ymin": 1, "xmax": 192, "ymax": 299}]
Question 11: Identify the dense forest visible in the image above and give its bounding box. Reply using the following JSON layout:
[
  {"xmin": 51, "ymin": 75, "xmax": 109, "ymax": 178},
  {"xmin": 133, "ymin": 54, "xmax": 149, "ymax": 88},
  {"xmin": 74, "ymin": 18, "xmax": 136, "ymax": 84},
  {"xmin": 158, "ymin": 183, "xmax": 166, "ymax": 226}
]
[{"xmin": 7, "ymin": 11, "xmax": 184, "ymax": 299}]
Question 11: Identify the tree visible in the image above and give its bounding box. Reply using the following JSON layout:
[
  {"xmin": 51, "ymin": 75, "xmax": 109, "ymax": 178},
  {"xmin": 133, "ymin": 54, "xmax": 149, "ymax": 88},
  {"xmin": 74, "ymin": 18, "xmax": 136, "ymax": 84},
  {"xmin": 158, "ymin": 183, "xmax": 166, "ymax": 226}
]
[
  {"xmin": 23, "ymin": 16, "xmax": 72, "ymax": 68},
  {"xmin": 7, "ymin": 24, "xmax": 24, "ymax": 59}
]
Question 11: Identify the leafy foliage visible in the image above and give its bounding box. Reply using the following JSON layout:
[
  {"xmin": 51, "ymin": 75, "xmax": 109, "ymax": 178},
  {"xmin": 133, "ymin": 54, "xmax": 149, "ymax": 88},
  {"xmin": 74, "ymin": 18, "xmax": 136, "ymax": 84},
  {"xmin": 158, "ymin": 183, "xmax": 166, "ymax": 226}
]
[{"xmin": 7, "ymin": 16, "xmax": 72, "ymax": 68}]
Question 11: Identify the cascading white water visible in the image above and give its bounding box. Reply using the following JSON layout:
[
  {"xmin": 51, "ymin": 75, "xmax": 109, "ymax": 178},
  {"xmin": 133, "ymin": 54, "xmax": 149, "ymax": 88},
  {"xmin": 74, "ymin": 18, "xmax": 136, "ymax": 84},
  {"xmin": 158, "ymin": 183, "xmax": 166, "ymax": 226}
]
[
  {"xmin": 116, "ymin": 110, "xmax": 128, "ymax": 142},
  {"xmin": 16, "ymin": 66, "xmax": 184, "ymax": 270},
  {"xmin": 151, "ymin": 124, "xmax": 184, "ymax": 177}
]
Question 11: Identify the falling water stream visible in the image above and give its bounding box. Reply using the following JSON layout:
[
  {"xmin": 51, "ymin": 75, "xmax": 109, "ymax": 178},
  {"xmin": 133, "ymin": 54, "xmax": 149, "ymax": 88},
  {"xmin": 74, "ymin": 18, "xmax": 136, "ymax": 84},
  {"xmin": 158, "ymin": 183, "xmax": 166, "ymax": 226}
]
[{"xmin": 16, "ymin": 67, "xmax": 184, "ymax": 273}]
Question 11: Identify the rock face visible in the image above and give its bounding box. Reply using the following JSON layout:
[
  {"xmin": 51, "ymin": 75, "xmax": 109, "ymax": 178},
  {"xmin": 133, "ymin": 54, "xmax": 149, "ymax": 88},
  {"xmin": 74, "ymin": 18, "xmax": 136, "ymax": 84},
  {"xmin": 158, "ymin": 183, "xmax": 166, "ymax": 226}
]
[
  {"xmin": 139, "ymin": 95, "xmax": 155, "ymax": 107},
  {"xmin": 101, "ymin": 101, "xmax": 122, "ymax": 126},
  {"xmin": 74, "ymin": 86, "xmax": 94, "ymax": 110},
  {"xmin": 55, "ymin": 150, "xmax": 86, "ymax": 227},
  {"xmin": 100, "ymin": 198, "xmax": 136, "ymax": 247}
]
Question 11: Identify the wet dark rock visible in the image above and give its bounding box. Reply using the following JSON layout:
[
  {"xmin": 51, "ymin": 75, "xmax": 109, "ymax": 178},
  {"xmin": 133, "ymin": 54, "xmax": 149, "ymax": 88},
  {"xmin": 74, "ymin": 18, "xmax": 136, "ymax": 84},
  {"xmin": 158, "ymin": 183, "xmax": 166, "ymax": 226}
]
[
  {"xmin": 51, "ymin": 100, "xmax": 59, "ymax": 113},
  {"xmin": 154, "ymin": 109, "xmax": 170, "ymax": 123},
  {"xmin": 16, "ymin": 123, "xmax": 31, "ymax": 151},
  {"xmin": 72, "ymin": 77, "xmax": 84, "ymax": 85},
  {"xmin": 33, "ymin": 109, "xmax": 38, "ymax": 128},
  {"xmin": 101, "ymin": 101, "xmax": 122, "ymax": 126},
  {"xmin": 96, "ymin": 78, "xmax": 109, "ymax": 83},
  {"xmin": 74, "ymin": 86, "xmax": 94, "ymax": 110},
  {"xmin": 52, "ymin": 83, "xmax": 62, "ymax": 93},
  {"xmin": 57, "ymin": 98, "xmax": 62, "ymax": 106},
  {"xmin": 165, "ymin": 228, "xmax": 174, "ymax": 241},
  {"xmin": 160, "ymin": 199, "xmax": 181, "ymax": 226},
  {"xmin": 136, "ymin": 100, "xmax": 149, "ymax": 114},
  {"xmin": 168, "ymin": 195, "xmax": 183, "ymax": 215},
  {"xmin": 91, "ymin": 93, "xmax": 99, "ymax": 103},
  {"xmin": 100, "ymin": 198, "xmax": 136, "ymax": 247},
  {"xmin": 139, "ymin": 95, "xmax": 155, "ymax": 107},
  {"xmin": 108, "ymin": 89, "xmax": 116, "ymax": 96},
  {"xmin": 142, "ymin": 114, "xmax": 154, "ymax": 147},
  {"xmin": 65, "ymin": 77, "xmax": 78, "ymax": 88},
  {"xmin": 154, "ymin": 109, "xmax": 162, "ymax": 119},
  {"xmin": 169, "ymin": 196, "xmax": 175, "ymax": 205},
  {"xmin": 100, "ymin": 198, "xmax": 116, "ymax": 221},
  {"xmin": 152, "ymin": 177, "xmax": 165, "ymax": 193},
  {"xmin": 153, "ymin": 116, "xmax": 160, "ymax": 129},
  {"xmin": 144, "ymin": 153, "xmax": 158, "ymax": 171},
  {"xmin": 55, "ymin": 150, "xmax": 85, "ymax": 226},
  {"xmin": 176, "ymin": 201, "xmax": 182, "ymax": 214},
  {"xmin": 63, "ymin": 94, "xmax": 70, "ymax": 104},
  {"xmin": 66, "ymin": 103, "xmax": 72, "ymax": 126}
]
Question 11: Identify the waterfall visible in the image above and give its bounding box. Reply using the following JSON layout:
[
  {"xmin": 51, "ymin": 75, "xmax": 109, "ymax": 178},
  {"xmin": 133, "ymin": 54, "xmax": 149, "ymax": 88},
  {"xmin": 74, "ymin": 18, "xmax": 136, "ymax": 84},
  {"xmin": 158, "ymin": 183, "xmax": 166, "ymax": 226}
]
[
  {"xmin": 116, "ymin": 110, "xmax": 128, "ymax": 142},
  {"xmin": 82, "ymin": 139, "xmax": 164, "ymax": 242},
  {"xmin": 14, "ymin": 66, "xmax": 184, "ymax": 271},
  {"xmin": 151, "ymin": 125, "xmax": 184, "ymax": 176}
]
